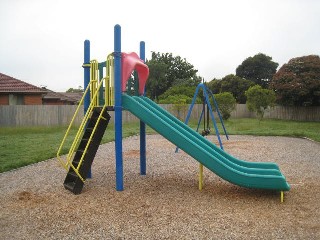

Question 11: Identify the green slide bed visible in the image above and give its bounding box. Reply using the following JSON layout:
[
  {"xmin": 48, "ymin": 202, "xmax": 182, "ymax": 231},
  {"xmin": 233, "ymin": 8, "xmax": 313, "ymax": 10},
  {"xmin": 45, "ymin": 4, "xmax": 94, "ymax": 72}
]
[{"xmin": 122, "ymin": 94, "xmax": 290, "ymax": 191}]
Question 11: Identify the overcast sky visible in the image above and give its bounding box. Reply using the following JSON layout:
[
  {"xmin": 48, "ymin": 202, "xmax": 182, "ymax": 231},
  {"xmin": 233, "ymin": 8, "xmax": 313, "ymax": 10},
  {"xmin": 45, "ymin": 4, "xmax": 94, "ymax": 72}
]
[{"xmin": 1, "ymin": 0, "xmax": 319, "ymax": 92}]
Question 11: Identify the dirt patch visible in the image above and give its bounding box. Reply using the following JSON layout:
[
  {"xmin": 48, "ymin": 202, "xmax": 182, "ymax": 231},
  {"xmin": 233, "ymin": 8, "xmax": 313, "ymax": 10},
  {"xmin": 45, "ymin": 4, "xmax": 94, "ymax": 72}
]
[
  {"xmin": 14, "ymin": 190, "xmax": 47, "ymax": 205},
  {"xmin": 17, "ymin": 190, "xmax": 33, "ymax": 201},
  {"xmin": 124, "ymin": 149, "xmax": 140, "ymax": 158},
  {"xmin": 213, "ymin": 140, "xmax": 253, "ymax": 150}
]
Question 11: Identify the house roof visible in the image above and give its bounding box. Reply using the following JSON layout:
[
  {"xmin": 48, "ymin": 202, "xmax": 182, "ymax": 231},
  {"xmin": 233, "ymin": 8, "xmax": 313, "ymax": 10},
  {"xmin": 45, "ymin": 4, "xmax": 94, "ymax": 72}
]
[
  {"xmin": 0, "ymin": 73, "xmax": 47, "ymax": 93},
  {"xmin": 43, "ymin": 90, "xmax": 81, "ymax": 103},
  {"xmin": 59, "ymin": 92, "xmax": 83, "ymax": 102}
]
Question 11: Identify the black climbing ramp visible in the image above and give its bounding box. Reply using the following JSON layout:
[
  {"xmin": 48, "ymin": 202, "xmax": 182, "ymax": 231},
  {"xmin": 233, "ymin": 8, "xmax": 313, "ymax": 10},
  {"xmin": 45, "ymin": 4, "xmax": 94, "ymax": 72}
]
[{"xmin": 63, "ymin": 107, "xmax": 110, "ymax": 194}]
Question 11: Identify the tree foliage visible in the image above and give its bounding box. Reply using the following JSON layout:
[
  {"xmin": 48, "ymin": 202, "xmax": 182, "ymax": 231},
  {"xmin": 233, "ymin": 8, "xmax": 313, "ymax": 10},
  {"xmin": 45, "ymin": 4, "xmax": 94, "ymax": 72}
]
[
  {"xmin": 220, "ymin": 74, "xmax": 254, "ymax": 103},
  {"xmin": 158, "ymin": 94, "xmax": 191, "ymax": 105},
  {"xmin": 206, "ymin": 78, "xmax": 221, "ymax": 94},
  {"xmin": 207, "ymin": 75, "xmax": 254, "ymax": 103},
  {"xmin": 236, "ymin": 53, "xmax": 279, "ymax": 88},
  {"xmin": 66, "ymin": 86, "xmax": 83, "ymax": 93},
  {"xmin": 158, "ymin": 85, "xmax": 200, "ymax": 103},
  {"xmin": 214, "ymin": 92, "xmax": 236, "ymax": 120},
  {"xmin": 270, "ymin": 55, "xmax": 320, "ymax": 106},
  {"xmin": 245, "ymin": 85, "xmax": 276, "ymax": 121},
  {"xmin": 146, "ymin": 52, "xmax": 201, "ymax": 100},
  {"xmin": 145, "ymin": 60, "xmax": 168, "ymax": 100},
  {"xmin": 158, "ymin": 94, "xmax": 191, "ymax": 120}
]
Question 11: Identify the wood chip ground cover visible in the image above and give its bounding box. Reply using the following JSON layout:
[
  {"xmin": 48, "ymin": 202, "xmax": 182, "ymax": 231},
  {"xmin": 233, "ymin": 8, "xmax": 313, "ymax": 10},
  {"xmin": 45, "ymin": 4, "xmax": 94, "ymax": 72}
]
[{"xmin": 0, "ymin": 135, "xmax": 319, "ymax": 239}]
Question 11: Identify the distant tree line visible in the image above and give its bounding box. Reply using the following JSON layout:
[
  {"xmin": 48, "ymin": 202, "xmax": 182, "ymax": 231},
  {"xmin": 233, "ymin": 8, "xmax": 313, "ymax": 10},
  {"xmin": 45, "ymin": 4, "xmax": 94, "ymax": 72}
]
[
  {"xmin": 146, "ymin": 52, "xmax": 320, "ymax": 115},
  {"xmin": 65, "ymin": 52, "xmax": 320, "ymax": 121}
]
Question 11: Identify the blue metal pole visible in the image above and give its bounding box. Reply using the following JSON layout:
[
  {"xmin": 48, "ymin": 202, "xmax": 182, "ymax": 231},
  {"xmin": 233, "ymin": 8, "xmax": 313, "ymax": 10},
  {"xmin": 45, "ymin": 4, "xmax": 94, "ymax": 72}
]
[
  {"xmin": 196, "ymin": 108, "xmax": 204, "ymax": 133},
  {"xmin": 83, "ymin": 40, "xmax": 92, "ymax": 178},
  {"xmin": 175, "ymin": 84, "xmax": 201, "ymax": 153},
  {"xmin": 114, "ymin": 24, "xmax": 123, "ymax": 191},
  {"xmin": 176, "ymin": 83, "xmax": 224, "ymax": 152},
  {"xmin": 206, "ymin": 86, "xmax": 229, "ymax": 140},
  {"xmin": 203, "ymin": 87, "xmax": 224, "ymax": 150},
  {"xmin": 139, "ymin": 41, "xmax": 146, "ymax": 175},
  {"xmin": 185, "ymin": 84, "xmax": 201, "ymax": 125},
  {"xmin": 84, "ymin": 40, "xmax": 90, "ymax": 114}
]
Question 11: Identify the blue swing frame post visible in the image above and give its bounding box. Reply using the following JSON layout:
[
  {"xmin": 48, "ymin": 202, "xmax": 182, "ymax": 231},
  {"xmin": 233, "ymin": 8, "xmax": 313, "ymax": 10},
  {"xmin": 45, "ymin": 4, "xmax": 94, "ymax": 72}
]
[
  {"xmin": 176, "ymin": 83, "xmax": 228, "ymax": 152},
  {"xmin": 206, "ymin": 87, "xmax": 229, "ymax": 140}
]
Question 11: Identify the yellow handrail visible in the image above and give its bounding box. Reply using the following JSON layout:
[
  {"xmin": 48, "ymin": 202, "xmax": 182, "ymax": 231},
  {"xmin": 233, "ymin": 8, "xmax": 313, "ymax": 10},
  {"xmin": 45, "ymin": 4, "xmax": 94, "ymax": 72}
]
[
  {"xmin": 74, "ymin": 105, "xmax": 108, "ymax": 181},
  {"xmin": 105, "ymin": 54, "xmax": 114, "ymax": 106},
  {"xmin": 68, "ymin": 80, "xmax": 104, "ymax": 166},
  {"xmin": 56, "ymin": 82, "xmax": 91, "ymax": 170},
  {"xmin": 57, "ymin": 78, "xmax": 104, "ymax": 179},
  {"xmin": 57, "ymin": 54, "xmax": 115, "ymax": 181},
  {"xmin": 90, "ymin": 60, "xmax": 99, "ymax": 106},
  {"xmin": 68, "ymin": 89, "xmax": 107, "ymax": 181},
  {"xmin": 57, "ymin": 59, "xmax": 101, "ymax": 169}
]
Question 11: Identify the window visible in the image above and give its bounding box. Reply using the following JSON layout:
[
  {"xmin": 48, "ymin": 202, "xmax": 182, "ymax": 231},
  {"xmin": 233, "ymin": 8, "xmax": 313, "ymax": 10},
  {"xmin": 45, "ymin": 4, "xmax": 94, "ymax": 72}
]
[{"xmin": 9, "ymin": 94, "xmax": 24, "ymax": 105}]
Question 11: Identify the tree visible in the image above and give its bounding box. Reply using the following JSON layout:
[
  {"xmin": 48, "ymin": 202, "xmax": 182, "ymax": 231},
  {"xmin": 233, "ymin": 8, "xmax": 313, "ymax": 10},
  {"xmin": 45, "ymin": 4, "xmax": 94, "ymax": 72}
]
[
  {"xmin": 66, "ymin": 86, "xmax": 83, "ymax": 93},
  {"xmin": 207, "ymin": 75, "xmax": 254, "ymax": 103},
  {"xmin": 270, "ymin": 55, "xmax": 320, "ymax": 106},
  {"xmin": 245, "ymin": 85, "xmax": 276, "ymax": 121},
  {"xmin": 159, "ymin": 94, "xmax": 191, "ymax": 120},
  {"xmin": 158, "ymin": 85, "xmax": 201, "ymax": 103},
  {"xmin": 236, "ymin": 53, "xmax": 279, "ymax": 88},
  {"xmin": 214, "ymin": 92, "xmax": 236, "ymax": 120},
  {"xmin": 146, "ymin": 52, "xmax": 201, "ymax": 100},
  {"xmin": 220, "ymin": 74, "xmax": 255, "ymax": 103},
  {"xmin": 206, "ymin": 78, "xmax": 221, "ymax": 94},
  {"xmin": 145, "ymin": 60, "xmax": 168, "ymax": 100}
]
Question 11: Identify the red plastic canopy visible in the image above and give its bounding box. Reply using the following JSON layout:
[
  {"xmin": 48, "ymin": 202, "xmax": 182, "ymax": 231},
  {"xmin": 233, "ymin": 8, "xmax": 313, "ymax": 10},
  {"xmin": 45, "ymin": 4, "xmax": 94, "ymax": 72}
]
[{"xmin": 121, "ymin": 52, "xmax": 149, "ymax": 95}]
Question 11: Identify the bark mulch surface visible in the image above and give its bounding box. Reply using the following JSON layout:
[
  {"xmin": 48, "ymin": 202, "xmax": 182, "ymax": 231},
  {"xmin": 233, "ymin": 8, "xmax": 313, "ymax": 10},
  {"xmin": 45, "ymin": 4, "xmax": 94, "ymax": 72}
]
[{"xmin": 1, "ymin": 135, "xmax": 319, "ymax": 239}]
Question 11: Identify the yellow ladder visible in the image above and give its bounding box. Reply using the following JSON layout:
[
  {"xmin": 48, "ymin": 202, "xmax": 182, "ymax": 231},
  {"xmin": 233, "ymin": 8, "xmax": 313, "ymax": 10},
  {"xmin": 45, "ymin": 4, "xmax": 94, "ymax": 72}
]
[{"xmin": 57, "ymin": 54, "xmax": 114, "ymax": 180}]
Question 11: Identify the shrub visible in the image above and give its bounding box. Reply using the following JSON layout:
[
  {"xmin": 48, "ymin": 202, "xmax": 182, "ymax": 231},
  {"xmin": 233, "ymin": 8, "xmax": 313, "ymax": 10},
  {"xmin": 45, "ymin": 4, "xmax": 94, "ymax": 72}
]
[
  {"xmin": 213, "ymin": 92, "xmax": 236, "ymax": 120},
  {"xmin": 159, "ymin": 95, "xmax": 191, "ymax": 120},
  {"xmin": 245, "ymin": 85, "xmax": 276, "ymax": 121}
]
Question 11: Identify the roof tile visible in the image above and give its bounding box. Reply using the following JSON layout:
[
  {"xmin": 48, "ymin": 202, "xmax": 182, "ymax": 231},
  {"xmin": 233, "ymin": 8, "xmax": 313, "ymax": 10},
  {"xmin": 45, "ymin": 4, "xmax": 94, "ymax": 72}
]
[{"xmin": 0, "ymin": 73, "xmax": 47, "ymax": 93}]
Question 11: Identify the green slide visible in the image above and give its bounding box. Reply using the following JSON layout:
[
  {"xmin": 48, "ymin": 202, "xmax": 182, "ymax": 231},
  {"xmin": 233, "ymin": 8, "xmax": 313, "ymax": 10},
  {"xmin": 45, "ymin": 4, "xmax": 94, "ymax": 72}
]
[{"xmin": 122, "ymin": 94, "xmax": 290, "ymax": 191}]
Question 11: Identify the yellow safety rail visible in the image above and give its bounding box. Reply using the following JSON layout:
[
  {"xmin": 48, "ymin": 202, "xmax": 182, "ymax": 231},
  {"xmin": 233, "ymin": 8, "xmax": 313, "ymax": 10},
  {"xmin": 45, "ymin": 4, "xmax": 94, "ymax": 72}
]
[
  {"xmin": 105, "ymin": 54, "xmax": 114, "ymax": 106},
  {"xmin": 56, "ymin": 75, "xmax": 104, "ymax": 174},
  {"xmin": 56, "ymin": 81, "xmax": 92, "ymax": 171},
  {"xmin": 57, "ymin": 54, "xmax": 114, "ymax": 181},
  {"xmin": 64, "ymin": 80, "xmax": 104, "ymax": 181},
  {"xmin": 90, "ymin": 60, "xmax": 99, "ymax": 107}
]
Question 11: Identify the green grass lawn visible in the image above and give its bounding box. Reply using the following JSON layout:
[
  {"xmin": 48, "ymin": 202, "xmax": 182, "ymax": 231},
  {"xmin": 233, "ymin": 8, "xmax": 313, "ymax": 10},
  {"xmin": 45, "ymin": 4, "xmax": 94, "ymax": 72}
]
[
  {"xmin": 0, "ymin": 122, "xmax": 153, "ymax": 173},
  {"xmin": 217, "ymin": 118, "xmax": 320, "ymax": 141},
  {"xmin": 0, "ymin": 118, "xmax": 319, "ymax": 173}
]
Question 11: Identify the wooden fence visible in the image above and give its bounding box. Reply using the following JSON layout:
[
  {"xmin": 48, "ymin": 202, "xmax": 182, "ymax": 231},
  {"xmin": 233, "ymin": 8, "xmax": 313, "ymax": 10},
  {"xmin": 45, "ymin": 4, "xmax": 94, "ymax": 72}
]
[
  {"xmin": 0, "ymin": 104, "xmax": 319, "ymax": 127},
  {"xmin": 0, "ymin": 105, "xmax": 84, "ymax": 126}
]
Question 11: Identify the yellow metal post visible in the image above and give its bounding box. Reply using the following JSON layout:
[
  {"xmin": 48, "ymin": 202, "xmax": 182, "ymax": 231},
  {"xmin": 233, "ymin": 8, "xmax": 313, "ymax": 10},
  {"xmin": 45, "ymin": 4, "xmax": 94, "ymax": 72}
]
[
  {"xmin": 199, "ymin": 163, "xmax": 204, "ymax": 190},
  {"xmin": 90, "ymin": 60, "xmax": 99, "ymax": 106},
  {"xmin": 280, "ymin": 191, "xmax": 284, "ymax": 203},
  {"xmin": 105, "ymin": 54, "xmax": 114, "ymax": 106}
]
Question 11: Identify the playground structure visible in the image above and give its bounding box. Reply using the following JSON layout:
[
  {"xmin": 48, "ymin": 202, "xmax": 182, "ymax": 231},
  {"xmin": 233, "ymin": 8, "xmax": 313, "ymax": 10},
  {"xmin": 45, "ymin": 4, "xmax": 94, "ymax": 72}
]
[{"xmin": 57, "ymin": 24, "xmax": 290, "ymax": 200}]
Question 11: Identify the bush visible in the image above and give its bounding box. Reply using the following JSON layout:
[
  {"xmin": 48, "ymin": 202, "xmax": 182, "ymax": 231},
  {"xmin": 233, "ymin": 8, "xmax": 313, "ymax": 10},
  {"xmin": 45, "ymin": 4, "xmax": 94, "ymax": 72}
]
[
  {"xmin": 159, "ymin": 95, "xmax": 191, "ymax": 120},
  {"xmin": 213, "ymin": 92, "xmax": 236, "ymax": 120},
  {"xmin": 158, "ymin": 85, "xmax": 200, "ymax": 103},
  {"xmin": 245, "ymin": 85, "xmax": 276, "ymax": 121}
]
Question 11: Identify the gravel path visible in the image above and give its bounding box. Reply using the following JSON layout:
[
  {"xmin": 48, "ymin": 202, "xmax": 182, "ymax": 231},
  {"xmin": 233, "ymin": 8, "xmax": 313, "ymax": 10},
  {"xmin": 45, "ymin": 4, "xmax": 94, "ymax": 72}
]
[{"xmin": 1, "ymin": 135, "xmax": 320, "ymax": 239}]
